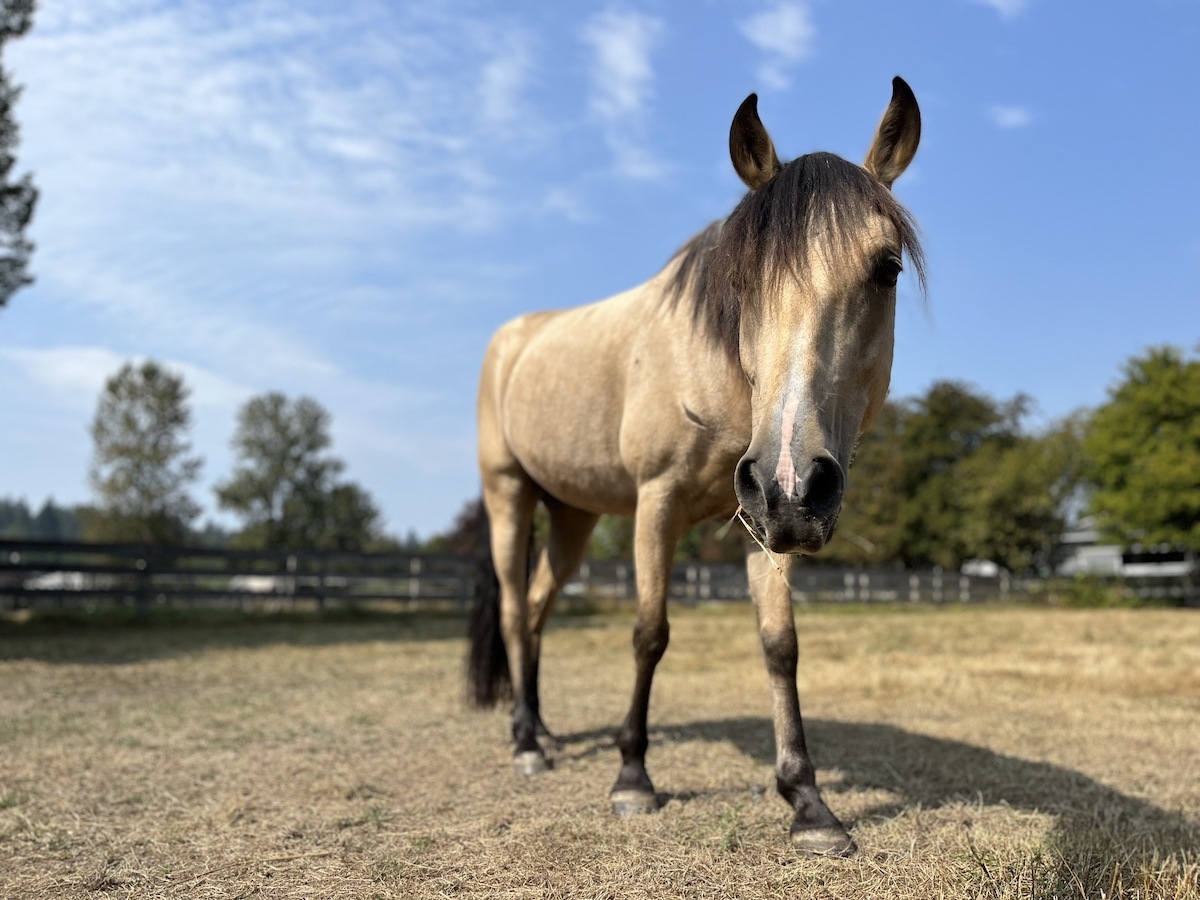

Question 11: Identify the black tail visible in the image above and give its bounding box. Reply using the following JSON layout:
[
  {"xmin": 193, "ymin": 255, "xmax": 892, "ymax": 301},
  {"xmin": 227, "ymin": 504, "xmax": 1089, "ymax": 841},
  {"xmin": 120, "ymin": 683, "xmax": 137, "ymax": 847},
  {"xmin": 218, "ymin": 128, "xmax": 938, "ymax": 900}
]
[{"xmin": 467, "ymin": 538, "xmax": 511, "ymax": 708}]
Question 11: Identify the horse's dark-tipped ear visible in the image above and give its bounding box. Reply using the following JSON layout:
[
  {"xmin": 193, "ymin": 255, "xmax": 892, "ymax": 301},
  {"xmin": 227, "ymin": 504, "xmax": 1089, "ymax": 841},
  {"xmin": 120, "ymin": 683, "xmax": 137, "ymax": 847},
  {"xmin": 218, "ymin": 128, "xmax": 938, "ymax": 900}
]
[
  {"xmin": 864, "ymin": 76, "xmax": 921, "ymax": 189},
  {"xmin": 730, "ymin": 93, "xmax": 782, "ymax": 191}
]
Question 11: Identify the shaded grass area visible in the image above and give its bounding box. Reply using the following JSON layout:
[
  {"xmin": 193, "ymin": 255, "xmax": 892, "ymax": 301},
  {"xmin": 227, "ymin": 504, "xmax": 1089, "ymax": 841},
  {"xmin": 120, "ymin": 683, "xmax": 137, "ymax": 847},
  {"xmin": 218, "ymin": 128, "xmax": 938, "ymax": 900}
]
[
  {"xmin": 0, "ymin": 603, "xmax": 1197, "ymax": 898},
  {"xmin": 0, "ymin": 606, "xmax": 474, "ymax": 664}
]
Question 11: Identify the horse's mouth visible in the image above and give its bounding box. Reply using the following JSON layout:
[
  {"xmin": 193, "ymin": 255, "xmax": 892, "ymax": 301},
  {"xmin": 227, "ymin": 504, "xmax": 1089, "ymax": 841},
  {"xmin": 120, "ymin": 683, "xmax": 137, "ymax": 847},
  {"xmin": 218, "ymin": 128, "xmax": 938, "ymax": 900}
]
[{"xmin": 741, "ymin": 508, "xmax": 840, "ymax": 556}]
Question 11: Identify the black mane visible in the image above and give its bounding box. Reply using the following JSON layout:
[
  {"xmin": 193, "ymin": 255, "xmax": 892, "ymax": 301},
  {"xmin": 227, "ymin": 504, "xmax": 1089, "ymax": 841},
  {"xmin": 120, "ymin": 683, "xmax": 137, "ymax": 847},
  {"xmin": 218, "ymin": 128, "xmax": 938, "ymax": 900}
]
[{"xmin": 663, "ymin": 152, "xmax": 925, "ymax": 359}]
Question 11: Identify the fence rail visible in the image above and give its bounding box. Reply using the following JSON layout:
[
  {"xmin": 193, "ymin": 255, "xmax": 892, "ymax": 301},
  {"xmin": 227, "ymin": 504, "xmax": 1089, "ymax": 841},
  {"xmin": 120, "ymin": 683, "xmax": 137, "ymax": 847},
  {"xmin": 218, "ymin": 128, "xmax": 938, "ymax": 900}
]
[{"xmin": 1, "ymin": 539, "xmax": 1194, "ymax": 614}]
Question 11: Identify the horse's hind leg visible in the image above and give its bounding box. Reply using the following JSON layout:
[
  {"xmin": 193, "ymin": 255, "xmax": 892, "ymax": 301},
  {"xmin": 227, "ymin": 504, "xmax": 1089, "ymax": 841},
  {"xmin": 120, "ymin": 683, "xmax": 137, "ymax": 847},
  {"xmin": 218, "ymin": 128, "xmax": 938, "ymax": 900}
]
[
  {"xmin": 481, "ymin": 471, "xmax": 544, "ymax": 776},
  {"xmin": 526, "ymin": 498, "xmax": 599, "ymax": 749},
  {"xmin": 746, "ymin": 546, "xmax": 855, "ymax": 856}
]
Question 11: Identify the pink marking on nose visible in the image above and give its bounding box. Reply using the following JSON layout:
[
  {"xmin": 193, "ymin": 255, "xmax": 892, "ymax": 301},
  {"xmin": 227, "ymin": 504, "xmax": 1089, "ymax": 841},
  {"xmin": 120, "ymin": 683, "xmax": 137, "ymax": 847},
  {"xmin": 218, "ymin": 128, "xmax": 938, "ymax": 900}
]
[{"xmin": 775, "ymin": 391, "xmax": 800, "ymax": 498}]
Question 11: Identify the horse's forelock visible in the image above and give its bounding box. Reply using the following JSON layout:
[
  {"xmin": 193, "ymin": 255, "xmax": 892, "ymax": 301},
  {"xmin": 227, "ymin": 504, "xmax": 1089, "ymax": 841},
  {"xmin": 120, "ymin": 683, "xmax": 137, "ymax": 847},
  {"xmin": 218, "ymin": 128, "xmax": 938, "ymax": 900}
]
[{"xmin": 661, "ymin": 152, "xmax": 924, "ymax": 362}]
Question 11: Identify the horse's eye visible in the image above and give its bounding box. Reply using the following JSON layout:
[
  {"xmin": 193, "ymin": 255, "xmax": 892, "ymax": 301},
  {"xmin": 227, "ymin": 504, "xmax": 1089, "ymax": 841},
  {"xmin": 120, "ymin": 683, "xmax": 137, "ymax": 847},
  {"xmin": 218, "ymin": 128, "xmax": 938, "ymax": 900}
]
[{"xmin": 873, "ymin": 256, "xmax": 902, "ymax": 288}]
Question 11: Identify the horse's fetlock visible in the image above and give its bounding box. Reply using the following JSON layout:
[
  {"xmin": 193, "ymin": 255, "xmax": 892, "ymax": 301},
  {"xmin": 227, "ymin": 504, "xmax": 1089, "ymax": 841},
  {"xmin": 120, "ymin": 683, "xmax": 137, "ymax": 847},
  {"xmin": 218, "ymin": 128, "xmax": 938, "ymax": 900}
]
[
  {"xmin": 776, "ymin": 756, "xmax": 816, "ymax": 798},
  {"xmin": 616, "ymin": 723, "xmax": 649, "ymax": 760}
]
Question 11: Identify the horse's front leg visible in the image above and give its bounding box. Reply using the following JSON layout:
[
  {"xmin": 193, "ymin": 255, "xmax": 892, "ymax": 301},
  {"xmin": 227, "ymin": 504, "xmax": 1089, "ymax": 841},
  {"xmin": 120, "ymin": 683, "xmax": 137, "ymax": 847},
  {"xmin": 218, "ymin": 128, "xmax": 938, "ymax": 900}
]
[
  {"xmin": 610, "ymin": 488, "xmax": 681, "ymax": 816},
  {"xmin": 747, "ymin": 547, "xmax": 855, "ymax": 856}
]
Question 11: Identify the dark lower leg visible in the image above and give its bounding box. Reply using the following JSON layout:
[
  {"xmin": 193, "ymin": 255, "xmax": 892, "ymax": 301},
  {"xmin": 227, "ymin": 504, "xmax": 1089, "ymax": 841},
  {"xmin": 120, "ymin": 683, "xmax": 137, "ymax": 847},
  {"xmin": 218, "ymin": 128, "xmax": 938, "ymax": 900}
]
[
  {"xmin": 748, "ymin": 548, "xmax": 853, "ymax": 854},
  {"xmin": 506, "ymin": 634, "xmax": 546, "ymax": 775},
  {"xmin": 526, "ymin": 638, "xmax": 558, "ymax": 746},
  {"xmin": 525, "ymin": 503, "xmax": 598, "ymax": 749},
  {"xmin": 612, "ymin": 617, "xmax": 669, "ymax": 802},
  {"xmin": 762, "ymin": 631, "xmax": 849, "ymax": 841},
  {"xmin": 485, "ymin": 478, "xmax": 543, "ymax": 770},
  {"xmin": 610, "ymin": 492, "xmax": 677, "ymax": 815}
]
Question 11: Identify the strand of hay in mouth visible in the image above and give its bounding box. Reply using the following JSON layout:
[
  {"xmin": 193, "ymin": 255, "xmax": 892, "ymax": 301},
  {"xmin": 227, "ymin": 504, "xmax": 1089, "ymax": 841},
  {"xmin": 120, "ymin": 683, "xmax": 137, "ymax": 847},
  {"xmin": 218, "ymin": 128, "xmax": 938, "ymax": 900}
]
[{"xmin": 731, "ymin": 506, "xmax": 791, "ymax": 587}]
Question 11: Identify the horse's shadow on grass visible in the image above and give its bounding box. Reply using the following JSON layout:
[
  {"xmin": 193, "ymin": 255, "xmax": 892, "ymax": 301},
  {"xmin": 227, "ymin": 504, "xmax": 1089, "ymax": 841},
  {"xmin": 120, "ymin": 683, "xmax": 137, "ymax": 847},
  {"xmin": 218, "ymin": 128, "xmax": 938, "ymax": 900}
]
[{"xmin": 560, "ymin": 717, "xmax": 1198, "ymax": 891}]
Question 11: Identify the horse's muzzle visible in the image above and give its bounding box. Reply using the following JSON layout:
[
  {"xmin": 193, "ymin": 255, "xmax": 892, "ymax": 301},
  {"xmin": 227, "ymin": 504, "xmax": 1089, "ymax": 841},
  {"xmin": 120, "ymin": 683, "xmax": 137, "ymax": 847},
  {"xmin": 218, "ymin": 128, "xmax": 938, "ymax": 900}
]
[{"xmin": 734, "ymin": 453, "xmax": 844, "ymax": 554}]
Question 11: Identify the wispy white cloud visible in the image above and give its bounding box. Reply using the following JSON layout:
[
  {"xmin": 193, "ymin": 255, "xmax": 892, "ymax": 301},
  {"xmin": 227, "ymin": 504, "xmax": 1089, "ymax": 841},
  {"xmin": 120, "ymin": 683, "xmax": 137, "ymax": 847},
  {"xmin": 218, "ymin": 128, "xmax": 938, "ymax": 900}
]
[
  {"xmin": 971, "ymin": 0, "xmax": 1032, "ymax": 20},
  {"xmin": 739, "ymin": 0, "xmax": 816, "ymax": 91},
  {"xmin": 989, "ymin": 105, "xmax": 1034, "ymax": 129},
  {"xmin": 581, "ymin": 8, "xmax": 667, "ymax": 180},
  {"xmin": 0, "ymin": 346, "xmax": 129, "ymax": 409},
  {"xmin": 9, "ymin": 0, "xmax": 591, "ymax": 362},
  {"xmin": 2, "ymin": 1, "xmax": 557, "ymax": 532},
  {"xmin": 480, "ymin": 32, "xmax": 535, "ymax": 128},
  {"xmin": 0, "ymin": 346, "xmax": 253, "ymax": 421},
  {"xmin": 15, "ymin": 2, "xmax": 555, "ymax": 259}
]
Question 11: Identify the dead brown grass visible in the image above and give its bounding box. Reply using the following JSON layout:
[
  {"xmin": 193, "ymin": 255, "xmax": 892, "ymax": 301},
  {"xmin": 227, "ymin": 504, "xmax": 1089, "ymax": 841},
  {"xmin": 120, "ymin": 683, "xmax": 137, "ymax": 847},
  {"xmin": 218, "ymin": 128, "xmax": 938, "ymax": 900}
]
[{"xmin": 1, "ymin": 604, "xmax": 1197, "ymax": 899}]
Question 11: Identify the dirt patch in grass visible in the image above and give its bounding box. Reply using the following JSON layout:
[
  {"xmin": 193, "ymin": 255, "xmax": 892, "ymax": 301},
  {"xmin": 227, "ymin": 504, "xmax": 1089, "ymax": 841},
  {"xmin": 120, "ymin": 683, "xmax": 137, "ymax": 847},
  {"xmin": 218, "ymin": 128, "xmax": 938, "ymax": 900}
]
[{"xmin": 1, "ymin": 604, "xmax": 1197, "ymax": 898}]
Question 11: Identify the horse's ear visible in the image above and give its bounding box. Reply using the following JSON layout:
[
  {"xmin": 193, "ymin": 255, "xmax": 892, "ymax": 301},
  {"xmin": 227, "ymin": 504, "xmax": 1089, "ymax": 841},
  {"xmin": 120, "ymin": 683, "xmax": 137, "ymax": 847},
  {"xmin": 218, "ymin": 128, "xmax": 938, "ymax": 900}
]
[
  {"xmin": 729, "ymin": 93, "xmax": 781, "ymax": 191},
  {"xmin": 864, "ymin": 76, "xmax": 921, "ymax": 189}
]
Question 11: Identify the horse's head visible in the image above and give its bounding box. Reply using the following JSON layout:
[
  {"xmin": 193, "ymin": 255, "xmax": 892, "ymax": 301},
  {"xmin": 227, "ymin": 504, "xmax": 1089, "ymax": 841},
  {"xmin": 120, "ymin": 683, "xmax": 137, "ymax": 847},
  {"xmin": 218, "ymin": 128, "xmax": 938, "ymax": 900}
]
[{"xmin": 715, "ymin": 77, "xmax": 924, "ymax": 555}]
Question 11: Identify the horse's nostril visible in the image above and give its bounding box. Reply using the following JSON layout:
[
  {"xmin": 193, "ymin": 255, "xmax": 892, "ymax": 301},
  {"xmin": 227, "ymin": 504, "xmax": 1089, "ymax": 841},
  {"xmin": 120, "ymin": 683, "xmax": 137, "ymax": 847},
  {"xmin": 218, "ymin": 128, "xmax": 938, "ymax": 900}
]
[
  {"xmin": 735, "ymin": 457, "xmax": 764, "ymax": 503},
  {"xmin": 801, "ymin": 456, "xmax": 844, "ymax": 518}
]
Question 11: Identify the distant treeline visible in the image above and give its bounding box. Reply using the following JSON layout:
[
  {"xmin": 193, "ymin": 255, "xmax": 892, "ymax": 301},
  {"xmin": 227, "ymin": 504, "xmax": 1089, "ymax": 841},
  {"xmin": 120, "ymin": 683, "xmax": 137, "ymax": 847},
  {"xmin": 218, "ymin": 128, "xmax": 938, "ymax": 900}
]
[
  {"xmin": 0, "ymin": 498, "xmax": 83, "ymax": 542},
  {"xmin": 15, "ymin": 345, "xmax": 1199, "ymax": 574},
  {"xmin": 428, "ymin": 346, "xmax": 1200, "ymax": 574}
]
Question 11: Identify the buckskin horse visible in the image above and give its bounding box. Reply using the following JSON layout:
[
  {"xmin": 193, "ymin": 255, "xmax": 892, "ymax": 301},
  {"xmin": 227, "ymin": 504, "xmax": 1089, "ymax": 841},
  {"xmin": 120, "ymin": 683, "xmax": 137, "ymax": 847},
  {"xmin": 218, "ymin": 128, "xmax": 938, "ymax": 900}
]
[{"xmin": 469, "ymin": 77, "xmax": 924, "ymax": 855}]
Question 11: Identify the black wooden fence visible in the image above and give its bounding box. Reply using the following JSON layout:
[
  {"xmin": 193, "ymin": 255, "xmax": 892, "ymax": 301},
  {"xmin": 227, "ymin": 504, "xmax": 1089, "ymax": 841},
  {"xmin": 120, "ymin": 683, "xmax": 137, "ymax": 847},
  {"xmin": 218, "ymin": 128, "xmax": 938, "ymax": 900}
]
[
  {"xmin": 1, "ymin": 538, "xmax": 1194, "ymax": 614},
  {"xmin": 0, "ymin": 538, "xmax": 1031, "ymax": 614},
  {"xmin": 0, "ymin": 539, "xmax": 472, "ymax": 614}
]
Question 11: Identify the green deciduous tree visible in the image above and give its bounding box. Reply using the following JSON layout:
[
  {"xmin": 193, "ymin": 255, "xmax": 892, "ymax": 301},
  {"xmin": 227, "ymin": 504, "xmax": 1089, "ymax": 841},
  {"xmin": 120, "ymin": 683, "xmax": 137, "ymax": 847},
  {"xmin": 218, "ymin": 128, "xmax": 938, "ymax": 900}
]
[
  {"xmin": 823, "ymin": 402, "xmax": 907, "ymax": 566},
  {"xmin": 0, "ymin": 0, "xmax": 37, "ymax": 307},
  {"xmin": 896, "ymin": 381, "xmax": 1028, "ymax": 568},
  {"xmin": 215, "ymin": 393, "xmax": 381, "ymax": 550},
  {"xmin": 1083, "ymin": 346, "xmax": 1200, "ymax": 548},
  {"xmin": 321, "ymin": 482, "xmax": 383, "ymax": 552},
  {"xmin": 424, "ymin": 497, "xmax": 489, "ymax": 556},
  {"xmin": 87, "ymin": 361, "xmax": 203, "ymax": 544},
  {"xmin": 955, "ymin": 417, "xmax": 1085, "ymax": 572},
  {"xmin": 825, "ymin": 382, "xmax": 1079, "ymax": 571}
]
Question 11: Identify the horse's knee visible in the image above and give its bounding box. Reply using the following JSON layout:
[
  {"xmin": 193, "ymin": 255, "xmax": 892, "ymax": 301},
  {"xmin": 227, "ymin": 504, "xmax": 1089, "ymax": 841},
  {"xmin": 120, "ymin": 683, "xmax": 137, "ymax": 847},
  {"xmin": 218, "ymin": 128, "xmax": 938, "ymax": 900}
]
[
  {"xmin": 632, "ymin": 618, "xmax": 669, "ymax": 665},
  {"xmin": 759, "ymin": 628, "xmax": 798, "ymax": 679}
]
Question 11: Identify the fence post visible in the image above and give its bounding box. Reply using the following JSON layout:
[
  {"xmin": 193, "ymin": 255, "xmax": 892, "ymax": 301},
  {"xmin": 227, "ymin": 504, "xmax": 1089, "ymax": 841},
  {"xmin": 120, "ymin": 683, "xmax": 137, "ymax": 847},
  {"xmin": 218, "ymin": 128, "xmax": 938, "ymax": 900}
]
[
  {"xmin": 316, "ymin": 553, "xmax": 327, "ymax": 613},
  {"xmin": 135, "ymin": 555, "xmax": 150, "ymax": 618},
  {"xmin": 409, "ymin": 557, "xmax": 422, "ymax": 601},
  {"xmin": 959, "ymin": 575, "xmax": 970, "ymax": 603},
  {"xmin": 933, "ymin": 568, "xmax": 943, "ymax": 604},
  {"xmin": 287, "ymin": 553, "xmax": 298, "ymax": 611},
  {"xmin": 909, "ymin": 574, "xmax": 919, "ymax": 603},
  {"xmin": 1185, "ymin": 550, "xmax": 1196, "ymax": 607}
]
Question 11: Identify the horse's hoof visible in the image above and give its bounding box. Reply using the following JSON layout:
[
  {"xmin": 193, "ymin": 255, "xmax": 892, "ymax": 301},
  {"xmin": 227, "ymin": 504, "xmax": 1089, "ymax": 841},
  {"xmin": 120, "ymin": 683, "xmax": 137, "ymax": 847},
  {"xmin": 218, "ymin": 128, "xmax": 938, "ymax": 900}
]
[
  {"xmin": 790, "ymin": 825, "xmax": 856, "ymax": 857},
  {"xmin": 610, "ymin": 789, "xmax": 659, "ymax": 816},
  {"xmin": 513, "ymin": 750, "xmax": 550, "ymax": 776}
]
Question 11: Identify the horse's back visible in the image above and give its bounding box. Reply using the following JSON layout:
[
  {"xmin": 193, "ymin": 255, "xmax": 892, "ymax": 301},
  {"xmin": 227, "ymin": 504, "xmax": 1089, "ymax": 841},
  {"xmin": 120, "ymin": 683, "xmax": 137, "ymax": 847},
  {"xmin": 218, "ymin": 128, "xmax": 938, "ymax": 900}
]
[{"xmin": 479, "ymin": 291, "xmax": 655, "ymax": 514}]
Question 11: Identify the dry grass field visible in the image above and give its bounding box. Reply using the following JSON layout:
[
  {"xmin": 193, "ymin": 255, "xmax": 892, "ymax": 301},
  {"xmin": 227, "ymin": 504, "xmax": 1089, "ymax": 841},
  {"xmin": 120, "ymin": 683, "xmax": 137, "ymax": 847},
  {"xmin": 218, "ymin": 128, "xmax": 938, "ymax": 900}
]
[{"xmin": 1, "ymin": 602, "xmax": 1197, "ymax": 899}]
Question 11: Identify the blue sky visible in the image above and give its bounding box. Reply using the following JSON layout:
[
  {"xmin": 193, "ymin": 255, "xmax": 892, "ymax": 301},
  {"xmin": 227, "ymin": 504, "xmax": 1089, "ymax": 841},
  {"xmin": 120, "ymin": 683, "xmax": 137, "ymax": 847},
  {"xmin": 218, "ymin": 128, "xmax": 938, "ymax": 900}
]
[{"xmin": 1, "ymin": 0, "xmax": 1197, "ymax": 539}]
